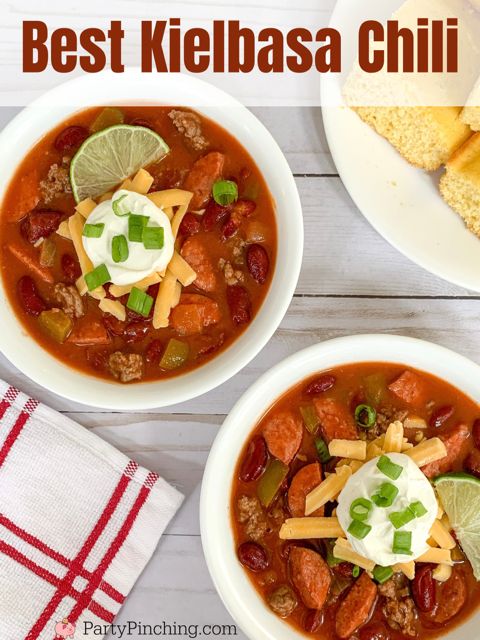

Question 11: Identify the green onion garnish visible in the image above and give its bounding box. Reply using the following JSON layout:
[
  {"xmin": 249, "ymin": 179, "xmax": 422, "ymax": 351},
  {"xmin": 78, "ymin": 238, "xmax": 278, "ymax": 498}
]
[
  {"xmin": 325, "ymin": 540, "xmax": 343, "ymax": 567},
  {"xmin": 354, "ymin": 404, "xmax": 377, "ymax": 429},
  {"xmin": 142, "ymin": 226, "xmax": 164, "ymax": 250},
  {"xmin": 352, "ymin": 565, "xmax": 361, "ymax": 578},
  {"xmin": 350, "ymin": 498, "xmax": 373, "ymax": 522},
  {"xmin": 112, "ymin": 194, "xmax": 130, "ymax": 216},
  {"xmin": 314, "ymin": 437, "xmax": 331, "ymax": 463},
  {"xmin": 84, "ymin": 264, "xmax": 110, "ymax": 291},
  {"xmin": 112, "ymin": 234, "xmax": 129, "ymax": 263},
  {"xmin": 128, "ymin": 214, "xmax": 149, "ymax": 242},
  {"xmin": 377, "ymin": 455, "xmax": 403, "ymax": 480},
  {"xmin": 373, "ymin": 565, "xmax": 393, "ymax": 584},
  {"xmin": 392, "ymin": 530, "xmax": 412, "ymax": 555},
  {"xmin": 348, "ymin": 519, "xmax": 372, "ymax": 540},
  {"xmin": 212, "ymin": 180, "xmax": 238, "ymax": 206},
  {"xmin": 409, "ymin": 501, "xmax": 428, "ymax": 518},
  {"xmin": 389, "ymin": 508, "xmax": 416, "ymax": 530},
  {"xmin": 82, "ymin": 223, "xmax": 105, "ymax": 238},
  {"xmin": 371, "ymin": 482, "xmax": 399, "ymax": 508},
  {"xmin": 126, "ymin": 287, "xmax": 154, "ymax": 317}
]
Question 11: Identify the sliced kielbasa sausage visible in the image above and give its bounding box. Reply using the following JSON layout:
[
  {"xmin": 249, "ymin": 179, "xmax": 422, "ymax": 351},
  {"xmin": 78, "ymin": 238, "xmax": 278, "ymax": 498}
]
[
  {"xmin": 388, "ymin": 370, "xmax": 426, "ymax": 407},
  {"xmin": 287, "ymin": 463, "xmax": 323, "ymax": 517},
  {"xmin": 180, "ymin": 236, "xmax": 217, "ymax": 292},
  {"xmin": 335, "ymin": 572, "xmax": 378, "ymax": 639},
  {"xmin": 430, "ymin": 570, "xmax": 467, "ymax": 624},
  {"xmin": 422, "ymin": 424, "xmax": 470, "ymax": 478},
  {"xmin": 183, "ymin": 151, "xmax": 225, "ymax": 210},
  {"xmin": 262, "ymin": 411, "xmax": 303, "ymax": 465},
  {"xmin": 289, "ymin": 547, "xmax": 331, "ymax": 610},
  {"xmin": 313, "ymin": 397, "xmax": 358, "ymax": 443}
]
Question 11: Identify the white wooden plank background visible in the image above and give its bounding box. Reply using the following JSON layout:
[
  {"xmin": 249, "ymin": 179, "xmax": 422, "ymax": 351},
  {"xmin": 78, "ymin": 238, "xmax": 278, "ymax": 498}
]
[{"xmin": 1, "ymin": 105, "xmax": 478, "ymax": 639}]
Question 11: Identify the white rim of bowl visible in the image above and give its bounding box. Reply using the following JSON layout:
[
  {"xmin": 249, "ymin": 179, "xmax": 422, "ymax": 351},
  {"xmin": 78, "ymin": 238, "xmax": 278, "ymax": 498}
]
[
  {"xmin": 200, "ymin": 334, "xmax": 480, "ymax": 640},
  {"xmin": 0, "ymin": 71, "xmax": 303, "ymax": 409}
]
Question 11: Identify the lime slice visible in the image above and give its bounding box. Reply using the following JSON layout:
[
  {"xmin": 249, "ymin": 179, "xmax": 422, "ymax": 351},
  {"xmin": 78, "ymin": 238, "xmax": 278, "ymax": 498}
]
[
  {"xmin": 70, "ymin": 125, "xmax": 169, "ymax": 203},
  {"xmin": 434, "ymin": 472, "xmax": 480, "ymax": 579}
]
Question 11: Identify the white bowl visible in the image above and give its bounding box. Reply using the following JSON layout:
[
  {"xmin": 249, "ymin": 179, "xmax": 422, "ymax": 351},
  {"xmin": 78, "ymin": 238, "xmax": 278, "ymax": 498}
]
[
  {"xmin": 200, "ymin": 334, "xmax": 480, "ymax": 640},
  {"xmin": 0, "ymin": 70, "xmax": 303, "ymax": 409}
]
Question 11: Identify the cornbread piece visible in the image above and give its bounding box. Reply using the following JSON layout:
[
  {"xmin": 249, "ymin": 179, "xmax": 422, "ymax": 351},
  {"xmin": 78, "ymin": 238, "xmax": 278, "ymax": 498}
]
[
  {"xmin": 461, "ymin": 106, "xmax": 480, "ymax": 131},
  {"xmin": 354, "ymin": 107, "xmax": 471, "ymax": 171},
  {"xmin": 440, "ymin": 132, "xmax": 480, "ymax": 235}
]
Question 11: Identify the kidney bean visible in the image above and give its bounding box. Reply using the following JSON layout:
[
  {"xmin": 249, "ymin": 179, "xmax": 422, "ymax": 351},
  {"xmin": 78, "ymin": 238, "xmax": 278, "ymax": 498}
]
[
  {"xmin": 202, "ymin": 200, "xmax": 230, "ymax": 231},
  {"xmin": 412, "ymin": 565, "xmax": 436, "ymax": 613},
  {"xmin": 179, "ymin": 212, "xmax": 201, "ymax": 237},
  {"xmin": 61, "ymin": 254, "xmax": 81, "ymax": 284},
  {"xmin": 145, "ymin": 339, "xmax": 164, "ymax": 364},
  {"xmin": 430, "ymin": 405, "xmax": 454, "ymax": 429},
  {"xmin": 17, "ymin": 276, "xmax": 47, "ymax": 317},
  {"xmin": 123, "ymin": 321, "xmax": 149, "ymax": 344},
  {"xmin": 221, "ymin": 216, "xmax": 240, "ymax": 241},
  {"xmin": 472, "ymin": 419, "xmax": 480, "ymax": 449},
  {"xmin": 54, "ymin": 126, "xmax": 89, "ymax": 152},
  {"xmin": 359, "ymin": 622, "xmax": 390, "ymax": 640},
  {"xmin": 86, "ymin": 348, "xmax": 109, "ymax": 372},
  {"xmin": 305, "ymin": 375, "xmax": 336, "ymax": 395},
  {"xmin": 237, "ymin": 542, "xmax": 269, "ymax": 572},
  {"xmin": 102, "ymin": 315, "xmax": 125, "ymax": 337},
  {"xmin": 465, "ymin": 449, "xmax": 480, "ymax": 478},
  {"xmin": 303, "ymin": 609, "xmax": 323, "ymax": 633},
  {"xmin": 247, "ymin": 244, "xmax": 269, "ymax": 285},
  {"xmin": 239, "ymin": 436, "xmax": 268, "ymax": 482},
  {"xmin": 333, "ymin": 562, "xmax": 355, "ymax": 579},
  {"xmin": 226, "ymin": 285, "xmax": 251, "ymax": 326},
  {"xmin": 147, "ymin": 282, "xmax": 160, "ymax": 301},
  {"xmin": 126, "ymin": 308, "xmax": 152, "ymax": 322},
  {"xmin": 129, "ymin": 118, "xmax": 155, "ymax": 130},
  {"xmin": 21, "ymin": 211, "xmax": 63, "ymax": 244}
]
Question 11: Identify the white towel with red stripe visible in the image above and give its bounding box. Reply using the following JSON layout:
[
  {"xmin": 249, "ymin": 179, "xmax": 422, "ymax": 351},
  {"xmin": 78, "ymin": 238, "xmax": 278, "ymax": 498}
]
[{"xmin": 0, "ymin": 383, "xmax": 184, "ymax": 640}]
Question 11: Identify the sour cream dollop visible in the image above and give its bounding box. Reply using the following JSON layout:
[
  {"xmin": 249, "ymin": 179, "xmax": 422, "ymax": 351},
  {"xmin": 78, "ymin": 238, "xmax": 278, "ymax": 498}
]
[
  {"xmin": 337, "ymin": 453, "xmax": 437, "ymax": 566},
  {"xmin": 83, "ymin": 189, "xmax": 174, "ymax": 286}
]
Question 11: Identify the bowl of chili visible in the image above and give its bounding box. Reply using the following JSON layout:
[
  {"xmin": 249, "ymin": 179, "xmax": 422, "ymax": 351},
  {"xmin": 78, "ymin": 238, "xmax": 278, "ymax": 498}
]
[
  {"xmin": 0, "ymin": 70, "xmax": 302, "ymax": 408},
  {"xmin": 201, "ymin": 334, "xmax": 480, "ymax": 640}
]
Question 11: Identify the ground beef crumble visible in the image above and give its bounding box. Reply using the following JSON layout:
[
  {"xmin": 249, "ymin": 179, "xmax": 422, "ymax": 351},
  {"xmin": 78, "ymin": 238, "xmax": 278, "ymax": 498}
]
[
  {"xmin": 237, "ymin": 495, "xmax": 268, "ymax": 542},
  {"xmin": 219, "ymin": 258, "xmax": 244, "ymax": 286},
  {"xmin": 168, "ymin": 109, "xmax": 209, "ymax": 151},
  {"xmin": 379, "ymin": 576, "xmax": 417, "ymax": 637},
  {"xmin": 108, "ymin": 352, "xmax": 144, "ymax": 383},
  {"xmin": 39, "ymin": 161, "xmax": 72, "ymax": 203},
  {"xmin": 54, "ymin": 284, "xmax": 84, "ymax": 319}
]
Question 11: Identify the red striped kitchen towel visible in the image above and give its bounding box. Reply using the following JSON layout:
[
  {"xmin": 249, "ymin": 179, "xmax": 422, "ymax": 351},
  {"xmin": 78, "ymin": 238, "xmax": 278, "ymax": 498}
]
[{"xmin": 0, "ymin": 382, "xmax": 184, "ymax": 640}]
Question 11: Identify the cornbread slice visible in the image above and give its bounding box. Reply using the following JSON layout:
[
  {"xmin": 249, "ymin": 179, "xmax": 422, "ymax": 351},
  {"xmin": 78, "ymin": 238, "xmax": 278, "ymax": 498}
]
[
  {"xmin": 440, "ymin": 132, "xmax": 480, "ymax": 235},
  {"xmin": 461, "ymin": 106, "xmax": 480, "ymax": 131},
  {"xmin": 354, "ymin": 107, "xmax": 472, "ymax": 172}
]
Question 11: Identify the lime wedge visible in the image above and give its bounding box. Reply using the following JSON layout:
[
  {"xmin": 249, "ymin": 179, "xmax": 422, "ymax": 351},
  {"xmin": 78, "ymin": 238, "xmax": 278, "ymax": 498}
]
[
  {"xmin": 434, "ymin": 472, "xmax": 480, "ymax": 579},
  {"xmin": 70, "ymin": 125, "xmax": 169, "ymax": 203}
]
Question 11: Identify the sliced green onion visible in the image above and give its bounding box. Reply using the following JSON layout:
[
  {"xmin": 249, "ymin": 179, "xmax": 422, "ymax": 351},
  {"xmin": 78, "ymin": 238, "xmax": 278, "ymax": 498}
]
[
  {"xmin": 389, "ymin": 508, "xmax": 415, "ymax": 530},
  {"xmin": 112, "ymin": 194, "xmax": 130, "ymax": 217},
  {"xmin": 315, "ymin": 437, "xmax": 331, "ymax": 463},
  {"xmin": 142, "ymin": 226, "xmax": 164, "ymax": 250},
  {"xmin": 212, "ymin": 180, "xmax": 238, "ymax": 206},
  {"xmin": 348, "ymin": 519, "xmax": 372, "ymax": 540},
  {"xmin": 377, "ymin": 455, "xmax": 403, "ymax": 480},
  {"xmin": 373, "ymin": 565, "xmax": 393, "ymax": 584},
  {"xmin": 352, "ymin": 565, "xmax": 361, "ymax": 578},
  {"xmin": 84, "ymin": 264, "xmax": 110, "ymax": 291},
  {"xmin": 409, "ymin": 500, "xmax": 428, "ymax": 518},
  {"xmin": 354, "ymin": 404, "xmax": 377, "ymax": 429},
  {"xmin": 82, "ymin": 223, "xmax": 105, "ymax": 238},
  {"xmin": 126, "ymin": 287, "xmax": 153, "ymax": 317},
  {"xmin": 128, "ymin": 214, "xmax": 149, "ymax": 242},
  {"xmin": 112, "ymin": 234, "xmax": 129, "ymax": 263},
  {"xmin": 325, "ymin": 540, "xmax": 343, "ymax": 567},
  {"xmin": 350, "ymin": 498, "xmax": 373, "ymax": 522},
  {"xmin": 392, "ymin": 530, "xmax": 412, "ymax": 555},
  {"xmin": 372, "ymin": 482, "xmax": 399, "ymax": 508},
  {"xmin": 300, "ymin": 405, "xmax": 319, "ymax": 434}
]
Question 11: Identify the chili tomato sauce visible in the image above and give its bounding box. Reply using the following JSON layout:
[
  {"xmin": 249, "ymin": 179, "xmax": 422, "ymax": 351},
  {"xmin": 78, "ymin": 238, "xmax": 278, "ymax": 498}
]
[
  {"xmin": 0, "ymin": 106, "xmax": 277, "ymax": 382},
  {"xmin": 231, "ymin": 363, "xmax": 480, "ymax": 639}
]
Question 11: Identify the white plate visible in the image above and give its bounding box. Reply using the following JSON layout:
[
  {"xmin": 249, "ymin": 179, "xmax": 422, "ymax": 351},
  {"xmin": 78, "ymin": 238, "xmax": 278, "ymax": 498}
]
[{"xmin": 321, "ymin": 0, "xmax": 480, "ymax": 293}]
